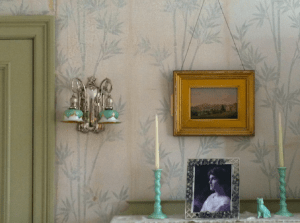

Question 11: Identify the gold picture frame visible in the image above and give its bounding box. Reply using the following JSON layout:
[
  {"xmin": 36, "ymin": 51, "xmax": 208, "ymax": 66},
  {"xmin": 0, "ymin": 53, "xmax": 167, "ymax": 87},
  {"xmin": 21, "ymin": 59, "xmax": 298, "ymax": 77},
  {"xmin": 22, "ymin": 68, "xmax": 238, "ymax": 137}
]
[{"xmin": 173, "ymin": 70, "xmax": 255, "ymax": 136}]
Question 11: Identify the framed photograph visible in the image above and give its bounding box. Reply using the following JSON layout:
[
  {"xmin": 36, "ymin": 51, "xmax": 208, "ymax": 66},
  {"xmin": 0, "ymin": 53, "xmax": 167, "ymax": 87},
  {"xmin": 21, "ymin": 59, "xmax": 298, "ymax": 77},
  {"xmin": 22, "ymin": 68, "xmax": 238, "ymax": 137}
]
[
  {"xmin": 185, "ymin": 158, "xmax": 240, "ymax": 219},
  {"xmin": 173, "ymin": 70, "xmax": 255, "ymax": 136}
]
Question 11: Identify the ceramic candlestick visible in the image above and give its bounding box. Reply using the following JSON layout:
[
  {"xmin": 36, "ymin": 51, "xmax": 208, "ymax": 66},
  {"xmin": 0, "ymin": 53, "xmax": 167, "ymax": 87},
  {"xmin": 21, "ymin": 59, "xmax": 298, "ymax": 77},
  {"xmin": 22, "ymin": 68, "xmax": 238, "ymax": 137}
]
[
  {"xmin": 275, "ymin": 167, "xmax": 293, "ymax": 217},
  {"xmin": 148, "ymin": 169, "xmax": 167, "ymax": 219}
]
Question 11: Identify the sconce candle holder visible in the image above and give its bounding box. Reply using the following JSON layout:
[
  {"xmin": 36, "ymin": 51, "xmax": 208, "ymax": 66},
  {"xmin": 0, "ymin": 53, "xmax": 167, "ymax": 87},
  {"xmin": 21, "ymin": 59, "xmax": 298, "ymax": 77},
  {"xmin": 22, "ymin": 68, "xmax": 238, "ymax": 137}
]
[{"xmin": 63, "ymin": 76, "xmax": 120, "ymax": 133}]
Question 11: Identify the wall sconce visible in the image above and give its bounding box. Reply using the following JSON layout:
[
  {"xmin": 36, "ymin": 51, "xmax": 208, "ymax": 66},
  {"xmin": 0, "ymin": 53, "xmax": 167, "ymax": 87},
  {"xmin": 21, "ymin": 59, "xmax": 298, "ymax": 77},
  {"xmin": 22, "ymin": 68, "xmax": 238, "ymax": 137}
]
[{"xmin": 62, "ymin": 76, "xmax": 120, "ymax": 133}]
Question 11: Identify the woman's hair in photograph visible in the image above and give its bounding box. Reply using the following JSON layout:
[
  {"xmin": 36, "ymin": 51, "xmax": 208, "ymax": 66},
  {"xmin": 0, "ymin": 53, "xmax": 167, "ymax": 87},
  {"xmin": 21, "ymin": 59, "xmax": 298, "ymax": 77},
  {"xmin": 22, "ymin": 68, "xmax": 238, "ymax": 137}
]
[{"xmin": 208, "ymin": 166, "xmax": 231, "ymax": 195}]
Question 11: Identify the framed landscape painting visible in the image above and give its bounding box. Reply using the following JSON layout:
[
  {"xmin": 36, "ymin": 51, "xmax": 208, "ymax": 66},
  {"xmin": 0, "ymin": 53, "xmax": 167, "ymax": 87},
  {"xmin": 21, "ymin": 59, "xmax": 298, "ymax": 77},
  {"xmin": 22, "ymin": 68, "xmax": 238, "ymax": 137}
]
[
  {"xmin": 185, "ymin": 158, "xmax": 240, "ymax": 219},
  {"xmin": 173, "ymin": 70, "xmax": 255, "ymax": 136}
]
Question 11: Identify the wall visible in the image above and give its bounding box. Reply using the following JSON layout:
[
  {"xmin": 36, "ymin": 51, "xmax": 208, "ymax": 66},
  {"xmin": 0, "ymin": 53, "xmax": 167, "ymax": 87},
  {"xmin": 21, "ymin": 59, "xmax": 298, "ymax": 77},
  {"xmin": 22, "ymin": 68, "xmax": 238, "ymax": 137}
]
[{"xmin": 1, "ymin": 0, "xmax": 300, "ymax": 222}]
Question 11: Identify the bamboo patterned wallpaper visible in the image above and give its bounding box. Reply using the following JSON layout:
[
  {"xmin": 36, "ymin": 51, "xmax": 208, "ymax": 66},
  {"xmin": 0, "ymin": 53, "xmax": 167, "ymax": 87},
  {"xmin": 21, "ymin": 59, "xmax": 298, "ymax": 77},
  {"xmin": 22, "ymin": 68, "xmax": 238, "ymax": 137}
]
[{"xmin": 1, "ymin": 0, "xmax": 300, "ymax": 222}]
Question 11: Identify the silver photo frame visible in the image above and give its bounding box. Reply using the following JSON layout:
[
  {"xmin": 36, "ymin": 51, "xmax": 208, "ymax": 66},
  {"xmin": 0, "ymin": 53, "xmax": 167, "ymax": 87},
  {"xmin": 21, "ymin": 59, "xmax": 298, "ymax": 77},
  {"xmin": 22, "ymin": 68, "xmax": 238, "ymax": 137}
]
[{"xmin": 185, "ymin": 158, "xmax": 240, "ymax": 219}]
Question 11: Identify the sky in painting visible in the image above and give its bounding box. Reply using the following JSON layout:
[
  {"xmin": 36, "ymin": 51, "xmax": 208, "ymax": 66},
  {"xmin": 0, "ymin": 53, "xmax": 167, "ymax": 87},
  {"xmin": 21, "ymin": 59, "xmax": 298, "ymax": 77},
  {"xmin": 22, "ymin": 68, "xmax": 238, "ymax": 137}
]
[{"xmin": 191, "ymin": 88, "xmax": 237, "ymax": 106}]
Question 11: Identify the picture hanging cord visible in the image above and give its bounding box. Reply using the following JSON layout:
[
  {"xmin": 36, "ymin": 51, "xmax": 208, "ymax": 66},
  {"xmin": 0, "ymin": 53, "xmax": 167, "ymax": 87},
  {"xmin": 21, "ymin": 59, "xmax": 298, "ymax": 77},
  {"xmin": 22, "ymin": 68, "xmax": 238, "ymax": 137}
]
[{"xmin": 181, "ymin": 0, "xmax": 246, "ymax": 71}]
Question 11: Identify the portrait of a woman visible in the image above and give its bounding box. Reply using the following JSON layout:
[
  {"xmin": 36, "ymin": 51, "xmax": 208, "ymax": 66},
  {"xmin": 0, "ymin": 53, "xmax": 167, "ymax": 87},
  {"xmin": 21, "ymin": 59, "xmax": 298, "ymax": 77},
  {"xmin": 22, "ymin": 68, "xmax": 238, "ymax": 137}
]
[
  {"xmin": 193, "ymin": 165, "xmax": 232, "ymax": 212},
  {"xmin": 200, "ymin": 167, "xmax": 231, "ymax": 212}
]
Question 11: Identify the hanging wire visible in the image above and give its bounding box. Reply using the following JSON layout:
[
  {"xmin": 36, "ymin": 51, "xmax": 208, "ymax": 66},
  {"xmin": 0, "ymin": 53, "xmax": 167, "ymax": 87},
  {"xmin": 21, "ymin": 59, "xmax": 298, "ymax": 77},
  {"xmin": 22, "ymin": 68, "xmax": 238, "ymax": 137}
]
[
  {"xmin": 217, "ymin": 0, "xmax": 245, "ymax": 70},
  {"xmin": 181, "ymin": 0, "xmax": 206, "ymax": 70},
  {"xmin": 181, "ymin": 0, "xmax": 245, "ymax": 70}
]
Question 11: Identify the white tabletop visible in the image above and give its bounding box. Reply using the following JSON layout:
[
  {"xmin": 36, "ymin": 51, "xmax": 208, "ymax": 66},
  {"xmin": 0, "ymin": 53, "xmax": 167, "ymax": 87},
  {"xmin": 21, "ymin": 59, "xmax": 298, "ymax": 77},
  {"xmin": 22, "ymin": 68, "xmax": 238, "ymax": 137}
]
[{"xmin": 111, "ymin": 213, "xmax": 300, "ymax": 223}]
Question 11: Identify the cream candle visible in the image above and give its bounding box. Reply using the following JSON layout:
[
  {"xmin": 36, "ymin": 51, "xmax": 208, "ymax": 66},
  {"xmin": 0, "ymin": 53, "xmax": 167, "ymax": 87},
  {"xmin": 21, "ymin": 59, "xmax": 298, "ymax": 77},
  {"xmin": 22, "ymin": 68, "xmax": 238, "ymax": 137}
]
[
  {"xmin": 278, "ymin": 112, "xmax": 284, "ymax": 167},
  {"xmin": 155, "ymin": 114, "xmax": 159, "ymax": 169}
]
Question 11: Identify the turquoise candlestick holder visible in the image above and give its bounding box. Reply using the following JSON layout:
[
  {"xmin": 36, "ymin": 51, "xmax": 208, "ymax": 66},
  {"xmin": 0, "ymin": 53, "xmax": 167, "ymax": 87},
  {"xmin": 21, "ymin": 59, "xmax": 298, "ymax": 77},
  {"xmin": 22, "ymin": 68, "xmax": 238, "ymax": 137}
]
[
  {"xmin": 275, "ymin": 167, "xmax": 293, "ymax": 217},
  {"xmin": 148, "ymin": 169, "xmax": 167, "ymax": 219}
]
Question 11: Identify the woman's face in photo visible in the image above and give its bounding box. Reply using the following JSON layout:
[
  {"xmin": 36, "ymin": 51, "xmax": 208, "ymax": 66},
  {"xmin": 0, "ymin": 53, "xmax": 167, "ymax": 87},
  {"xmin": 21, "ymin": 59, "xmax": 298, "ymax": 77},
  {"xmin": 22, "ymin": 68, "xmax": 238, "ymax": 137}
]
[{"xmin": 209, "ymin": 174, "xmax": 220, "ymax": 191}]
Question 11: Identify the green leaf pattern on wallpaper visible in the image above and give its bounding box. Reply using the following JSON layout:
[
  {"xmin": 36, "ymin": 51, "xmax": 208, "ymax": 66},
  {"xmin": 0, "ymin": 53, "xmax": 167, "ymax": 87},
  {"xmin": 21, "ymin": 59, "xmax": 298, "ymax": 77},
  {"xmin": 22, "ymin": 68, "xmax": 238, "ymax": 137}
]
[
  {"xmin": 3, "ymin": 0, "xmax": 49, "ymax": 15},
  {"xmin": 10, "ymin": 2, "xmax": 29, "ymax": 15},
  {"xmin": 136, "ymin": 0, "xmax": 223, "ymax": 200},
  {"xmin": 55, "ymin": 1, "xmax": 127, "ymax": 223},
  {"xmin": 233, "ymin": 0, "xmax": 300, "ymax": 198}
]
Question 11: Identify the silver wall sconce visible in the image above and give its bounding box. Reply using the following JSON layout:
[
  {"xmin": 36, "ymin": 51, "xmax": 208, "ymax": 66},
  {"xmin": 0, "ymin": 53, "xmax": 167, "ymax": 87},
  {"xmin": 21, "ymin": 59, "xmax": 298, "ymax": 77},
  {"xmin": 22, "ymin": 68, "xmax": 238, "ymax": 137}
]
[{"xmin": 62, "ymin": 76, "xmax": 120, "ymax": 133}]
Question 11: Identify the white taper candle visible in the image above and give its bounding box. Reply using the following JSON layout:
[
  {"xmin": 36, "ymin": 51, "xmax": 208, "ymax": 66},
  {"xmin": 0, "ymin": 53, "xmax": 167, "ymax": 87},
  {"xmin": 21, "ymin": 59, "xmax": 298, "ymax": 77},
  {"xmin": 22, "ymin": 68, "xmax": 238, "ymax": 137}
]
[
  {"xmin": 155, "ymin": 114, "xmax": 159, "ymax": 169},
  {"xmin": 278, "ymin": 112, "xmax": 284, "ymax": 167}
]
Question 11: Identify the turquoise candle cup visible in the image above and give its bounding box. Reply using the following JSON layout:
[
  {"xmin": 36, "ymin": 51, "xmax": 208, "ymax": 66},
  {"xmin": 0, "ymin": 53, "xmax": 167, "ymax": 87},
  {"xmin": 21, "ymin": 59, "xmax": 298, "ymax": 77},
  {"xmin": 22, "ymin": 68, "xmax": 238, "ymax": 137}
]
[
  {"xmin": 275, "ymin": 167, "xmax": 293, "ymax": 217},
  {"xmin": 148, "ymin": 169, "xmax": 167, "ymax": 219}
]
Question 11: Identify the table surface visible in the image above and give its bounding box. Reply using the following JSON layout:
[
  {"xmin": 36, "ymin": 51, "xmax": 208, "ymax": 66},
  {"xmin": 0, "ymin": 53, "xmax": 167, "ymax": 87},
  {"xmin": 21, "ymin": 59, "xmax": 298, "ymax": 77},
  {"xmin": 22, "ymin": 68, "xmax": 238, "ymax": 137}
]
[{"xmin": 111, "ymin": 212, "xmax": 300, "ymax": 223}]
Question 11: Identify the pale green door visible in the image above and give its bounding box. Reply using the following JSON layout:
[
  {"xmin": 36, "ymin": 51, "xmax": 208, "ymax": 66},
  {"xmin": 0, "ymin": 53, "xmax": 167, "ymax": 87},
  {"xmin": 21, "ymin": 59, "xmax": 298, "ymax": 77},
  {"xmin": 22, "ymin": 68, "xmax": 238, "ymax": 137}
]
[{"xmin": 0, "ymin": 40, "xmax": 33, "ymax": 222}]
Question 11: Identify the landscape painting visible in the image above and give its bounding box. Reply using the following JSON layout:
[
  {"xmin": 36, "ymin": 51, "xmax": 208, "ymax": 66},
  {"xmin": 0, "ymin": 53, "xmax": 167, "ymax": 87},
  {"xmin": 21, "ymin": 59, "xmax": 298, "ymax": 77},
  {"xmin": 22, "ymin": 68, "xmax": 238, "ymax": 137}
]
[{"xmin": 191, "ymin": 88, "xmax": 238, "ymax": 119}]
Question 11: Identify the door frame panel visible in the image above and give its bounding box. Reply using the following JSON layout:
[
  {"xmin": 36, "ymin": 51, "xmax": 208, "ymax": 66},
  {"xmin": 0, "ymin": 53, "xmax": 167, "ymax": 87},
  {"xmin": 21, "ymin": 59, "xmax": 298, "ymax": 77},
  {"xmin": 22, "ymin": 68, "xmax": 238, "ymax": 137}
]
[
  {"xmin": 0, "ymin": 62, "xmax": 11, "ymax": 222},
  {"xmin": 0, "ymin": 16, "xmax": 55, "ymax": 223}
]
